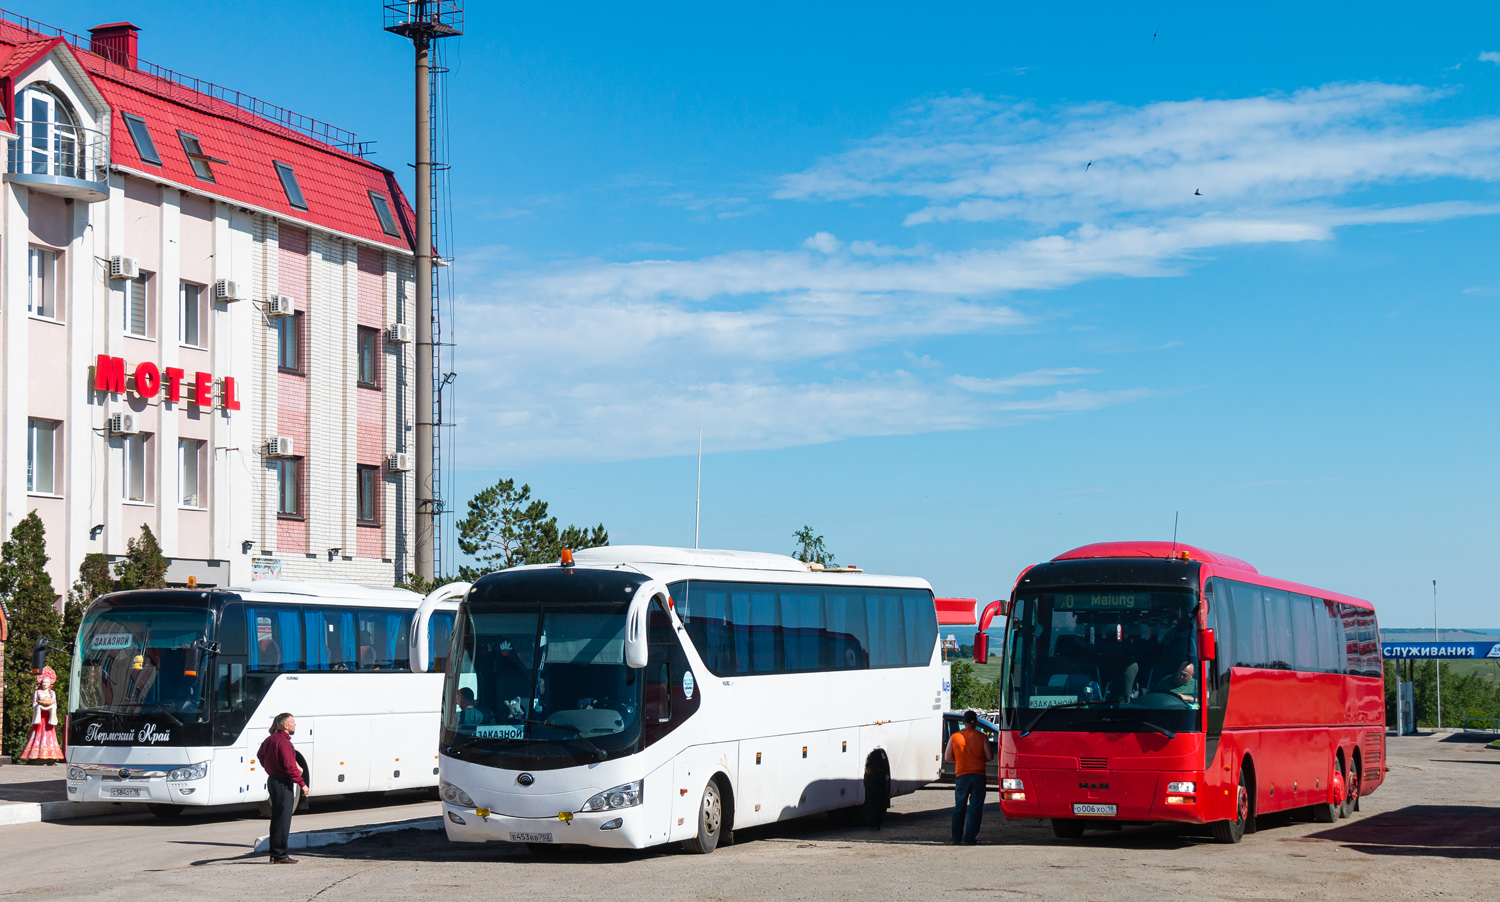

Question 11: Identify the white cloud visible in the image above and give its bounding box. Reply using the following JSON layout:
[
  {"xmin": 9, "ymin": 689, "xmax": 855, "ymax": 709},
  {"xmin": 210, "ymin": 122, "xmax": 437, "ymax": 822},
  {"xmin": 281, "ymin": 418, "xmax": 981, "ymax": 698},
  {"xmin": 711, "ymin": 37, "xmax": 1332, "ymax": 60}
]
[
  {"xmin": 1480, "ymin": 51, "xmax": 1500, "ymax": 64},
  {"xmin": 453, "ymin": 81, "xmax": 1500, "ymax": 466},
  {"xmin": 777, "ymin": 84, "xmax": 1500, "ymax": 226}
]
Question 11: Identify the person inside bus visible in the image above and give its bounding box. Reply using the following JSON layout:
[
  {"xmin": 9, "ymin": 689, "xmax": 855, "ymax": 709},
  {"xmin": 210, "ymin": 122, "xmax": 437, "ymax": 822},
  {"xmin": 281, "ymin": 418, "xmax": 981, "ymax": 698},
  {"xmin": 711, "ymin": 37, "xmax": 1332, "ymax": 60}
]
[
  {"xmin": 1151, "ymin": 659, "xmax": 1199, "ymax": 702},
  {"xmin": 944, "ymin": 710, "xmax": 996, "ymax": 845},
  {"xmin": 457, "ymin": 687, "xmax": 486, "ymax": 725}
]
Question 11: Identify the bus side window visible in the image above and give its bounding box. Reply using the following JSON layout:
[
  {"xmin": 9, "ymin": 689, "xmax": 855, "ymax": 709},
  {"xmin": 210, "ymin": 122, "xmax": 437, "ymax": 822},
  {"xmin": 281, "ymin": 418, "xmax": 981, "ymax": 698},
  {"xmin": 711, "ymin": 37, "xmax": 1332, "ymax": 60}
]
[
  {"xmin": 646, "ymin": 661, "xmax": 672, "ymax": 722},
  {"xmin": 216, "ymin": 662, "xmax": 244, "ymax": 711}
]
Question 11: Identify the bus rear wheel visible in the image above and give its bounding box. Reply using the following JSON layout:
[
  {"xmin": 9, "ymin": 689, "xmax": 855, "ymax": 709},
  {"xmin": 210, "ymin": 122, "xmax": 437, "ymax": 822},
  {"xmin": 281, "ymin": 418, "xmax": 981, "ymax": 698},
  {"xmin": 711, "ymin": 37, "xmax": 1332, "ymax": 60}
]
[
  {"xmin": 1051, "ymin": 819, "xmax": 1086, "ymax": 839},
  {"xmin": 681, "ymin": 780, "xmax": 723, "ymax": 854},
  {"xmin": 1340, "ymin": 766, "xmax": 1359, "ymax": 818},
  {"xmin": 1210, "ymin": 779, "xmax": 1249, "ymax": 844}
]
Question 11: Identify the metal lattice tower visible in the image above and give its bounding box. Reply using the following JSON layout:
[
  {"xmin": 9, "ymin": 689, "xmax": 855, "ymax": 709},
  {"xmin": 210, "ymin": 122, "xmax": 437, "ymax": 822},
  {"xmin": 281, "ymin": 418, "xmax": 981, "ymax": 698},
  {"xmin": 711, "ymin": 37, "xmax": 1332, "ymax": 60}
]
[{"xmin": 385, "ymin": 2, "xmax": 461, "ymax": 582}]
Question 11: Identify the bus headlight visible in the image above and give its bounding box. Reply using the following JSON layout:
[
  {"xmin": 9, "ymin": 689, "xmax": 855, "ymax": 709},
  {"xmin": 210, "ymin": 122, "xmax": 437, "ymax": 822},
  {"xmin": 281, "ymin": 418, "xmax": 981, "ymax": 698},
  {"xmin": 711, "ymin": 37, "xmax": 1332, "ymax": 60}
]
[
  {"xmin": 68, "ymin": 766, "xmax": 86, "ymax": 781},
  {"xmin": 1002, "ymin": 778, "xmax": 1024, "ymax": 791},
  {"xmin": 582, "ymin": 780, "xmax": 642, "ymax": 812},
  {"xmin": 1166, "ymin": 782, "xmax": 1196, "ymax": 793},
  {"xmin": 168, "ymin": 762, "xmax": 209, "ymax": 782},
  {"xmin": 440, "ymin": 780, "xmax": 476, "ymax": 808}
]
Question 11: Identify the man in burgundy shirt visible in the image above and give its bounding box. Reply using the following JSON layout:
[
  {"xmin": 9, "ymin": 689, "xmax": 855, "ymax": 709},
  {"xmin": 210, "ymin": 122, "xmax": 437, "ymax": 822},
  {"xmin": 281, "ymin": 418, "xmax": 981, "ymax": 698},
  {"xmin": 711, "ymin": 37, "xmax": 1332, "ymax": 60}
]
[{"xmin": 257, "ymin": 712, "xmax": 309, "ymax": 863}]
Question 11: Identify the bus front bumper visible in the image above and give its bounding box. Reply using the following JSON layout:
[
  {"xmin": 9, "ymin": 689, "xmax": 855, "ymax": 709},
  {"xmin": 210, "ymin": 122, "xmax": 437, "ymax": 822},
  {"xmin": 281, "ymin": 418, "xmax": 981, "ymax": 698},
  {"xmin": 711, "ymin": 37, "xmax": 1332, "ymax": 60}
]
[
  {"xmin": 998, "ymin": 767, "xmax": 1216, "ymax": 824},
  {"xmin": 441, "ymin": 803, "xmax": 655, "ymax": 849},
  {"xmin": 66, "ymin": 769, "xmax": 212, "ymax": 806}
]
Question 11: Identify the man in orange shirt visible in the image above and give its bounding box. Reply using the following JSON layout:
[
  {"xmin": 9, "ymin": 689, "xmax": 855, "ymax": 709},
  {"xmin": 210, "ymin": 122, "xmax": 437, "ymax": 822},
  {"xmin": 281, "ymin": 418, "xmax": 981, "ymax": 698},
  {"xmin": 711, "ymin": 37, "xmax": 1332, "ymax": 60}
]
[{"xmin": 944, "ymin": 710, "xmax": 995, "ymax": 845}]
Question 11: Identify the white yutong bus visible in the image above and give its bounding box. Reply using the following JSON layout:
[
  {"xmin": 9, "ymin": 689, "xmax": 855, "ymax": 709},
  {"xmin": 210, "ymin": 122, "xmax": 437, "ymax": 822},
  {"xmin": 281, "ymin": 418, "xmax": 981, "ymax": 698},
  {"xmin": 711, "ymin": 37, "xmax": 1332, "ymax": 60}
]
[
  {"xmin": 64, "ymin": 581, "xmax": 466, "ymax": 816},
  {"xmin": 434, "ymin": 546, "xmax": 947, "ymax": 853}
]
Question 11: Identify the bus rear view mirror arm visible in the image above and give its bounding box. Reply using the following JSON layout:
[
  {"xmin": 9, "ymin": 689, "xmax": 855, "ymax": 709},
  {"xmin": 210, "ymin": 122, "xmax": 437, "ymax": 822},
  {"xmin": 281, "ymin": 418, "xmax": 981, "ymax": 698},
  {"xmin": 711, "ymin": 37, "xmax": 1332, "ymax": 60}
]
[{"xmin": 625, "ymin": 580, "xmax": 670, "ymax": 669}]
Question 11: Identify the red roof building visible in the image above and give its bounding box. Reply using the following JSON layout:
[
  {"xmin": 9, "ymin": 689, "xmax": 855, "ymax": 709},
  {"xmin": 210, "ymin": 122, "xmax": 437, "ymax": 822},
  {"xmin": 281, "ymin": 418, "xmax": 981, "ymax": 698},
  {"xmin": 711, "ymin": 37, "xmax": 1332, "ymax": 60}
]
[{"xmin": 0, "ymin": 11, "xmax": 419, "ymax": 594}]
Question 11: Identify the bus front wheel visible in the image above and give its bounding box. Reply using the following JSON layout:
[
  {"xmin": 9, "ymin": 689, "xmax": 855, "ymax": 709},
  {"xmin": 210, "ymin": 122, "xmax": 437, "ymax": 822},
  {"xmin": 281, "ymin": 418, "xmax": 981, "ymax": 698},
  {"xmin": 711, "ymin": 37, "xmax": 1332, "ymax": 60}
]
[
  {"xmin": 858, "ymin": 759, "xmax": 890, "ymax": 830},
  {"xmin": 1051, "ymin": 819, "xmax": 1086, "ymax": 839},
  {"xmin": 147, "ymin": 803, "xmax": 184, "ymax": 819},
  {"xmin": 681, "ymin": 780, "xmax": 723, "ymax": 854},
  {"xmin": 1210, "ymin": 778, "xmax": 1249, "ymax": 844}
]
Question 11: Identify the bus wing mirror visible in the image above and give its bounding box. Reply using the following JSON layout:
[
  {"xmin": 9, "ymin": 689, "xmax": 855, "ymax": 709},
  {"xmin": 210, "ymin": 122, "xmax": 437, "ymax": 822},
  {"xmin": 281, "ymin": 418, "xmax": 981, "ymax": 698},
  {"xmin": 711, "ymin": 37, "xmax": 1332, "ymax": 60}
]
[
  {"xmin": 31, "ymin": 638, "xmax": 51, "ymax": 674},
  {"xmin": 409, "ymin": 582, "xmax": 471, "ymax": 673},
  {"xmin": 626, "ymin": 581, "xmax": 669, "ymax": 669},
  {"xmin": 973, "ymin": 632, "xmax": 989, "ymax": 665},
  {"xmin": 1199, "ymin": 628, "xmax": 1216, "ymax": 662}
]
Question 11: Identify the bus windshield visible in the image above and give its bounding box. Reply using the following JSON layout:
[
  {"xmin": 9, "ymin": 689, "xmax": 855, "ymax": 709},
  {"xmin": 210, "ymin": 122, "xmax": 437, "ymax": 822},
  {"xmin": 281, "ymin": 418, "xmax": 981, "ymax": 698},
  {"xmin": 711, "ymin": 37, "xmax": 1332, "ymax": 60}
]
[
  {"xmin": 71, "ymin": 604, "xmax": 215, "ymax": 723},
  {"xmin": 1001, "ymin": 587, "xmax": 1200, "ymax": 734},
  {"xmin": 442, "ymin": 569, "xmax": 648, "ymax": 765}
]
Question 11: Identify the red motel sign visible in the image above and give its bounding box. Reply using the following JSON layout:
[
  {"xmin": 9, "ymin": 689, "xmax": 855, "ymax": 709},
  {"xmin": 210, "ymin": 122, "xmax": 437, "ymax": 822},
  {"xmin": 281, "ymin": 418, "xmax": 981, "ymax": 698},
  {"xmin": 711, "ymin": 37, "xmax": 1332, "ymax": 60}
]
[{"xmin": 93, "ymin": 354, "xmax": 240, "ymax": 410}]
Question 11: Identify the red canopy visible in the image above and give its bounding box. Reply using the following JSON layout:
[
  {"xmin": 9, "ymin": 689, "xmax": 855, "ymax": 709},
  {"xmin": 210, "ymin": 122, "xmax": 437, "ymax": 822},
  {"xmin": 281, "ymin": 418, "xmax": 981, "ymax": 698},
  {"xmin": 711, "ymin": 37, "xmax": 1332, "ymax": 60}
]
[{"xmin": 934, "ymin": 598, "xmax": 977, "ymax": 626}]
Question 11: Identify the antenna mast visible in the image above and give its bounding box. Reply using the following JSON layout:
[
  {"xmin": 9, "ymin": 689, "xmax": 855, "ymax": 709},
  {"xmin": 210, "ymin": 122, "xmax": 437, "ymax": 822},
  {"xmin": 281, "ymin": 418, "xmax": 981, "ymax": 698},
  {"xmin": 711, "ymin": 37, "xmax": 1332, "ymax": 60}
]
[
  {"xmin": 694, "ymin": 405, "xmax": 703, "ymax": 549},
  {"xmin": 385, "ymin": 2, "xmax": 462, "ymax": 582}
]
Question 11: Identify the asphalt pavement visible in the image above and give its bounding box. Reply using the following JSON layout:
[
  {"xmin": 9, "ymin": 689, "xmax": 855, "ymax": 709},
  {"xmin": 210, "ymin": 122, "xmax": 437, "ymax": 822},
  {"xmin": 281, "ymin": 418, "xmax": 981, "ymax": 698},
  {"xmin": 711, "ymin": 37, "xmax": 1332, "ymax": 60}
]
[{"xmin": 0, "ymin": 732, "xmax": 1494, "ymax": 901}]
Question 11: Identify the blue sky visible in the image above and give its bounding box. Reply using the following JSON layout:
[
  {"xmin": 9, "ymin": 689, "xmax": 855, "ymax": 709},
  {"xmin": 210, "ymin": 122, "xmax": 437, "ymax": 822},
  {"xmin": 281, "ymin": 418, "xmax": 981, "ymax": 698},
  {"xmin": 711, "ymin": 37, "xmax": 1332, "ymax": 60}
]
[{"xmin": 58, "ymin": 2, "xmax": 1500, "ymax": 626}]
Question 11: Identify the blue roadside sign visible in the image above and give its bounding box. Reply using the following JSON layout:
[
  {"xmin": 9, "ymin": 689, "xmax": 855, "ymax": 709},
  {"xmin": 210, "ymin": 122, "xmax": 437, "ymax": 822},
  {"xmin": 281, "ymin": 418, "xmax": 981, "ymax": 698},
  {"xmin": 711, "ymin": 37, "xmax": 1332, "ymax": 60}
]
[{"xmin": 1381, "ymin": 642, "xmax": 1500, "ymax": 660}]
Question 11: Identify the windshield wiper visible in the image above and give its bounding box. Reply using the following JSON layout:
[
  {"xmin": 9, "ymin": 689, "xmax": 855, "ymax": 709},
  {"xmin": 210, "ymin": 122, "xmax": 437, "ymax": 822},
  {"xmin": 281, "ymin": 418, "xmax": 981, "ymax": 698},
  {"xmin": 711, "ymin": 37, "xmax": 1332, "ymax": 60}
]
[
  {"xmin": 518, "ymin": 718, "xmax": 606, "ymax": 761},
  {"xmin": 1020, "ymin": 700, "xmax": 1110, "ymax": 737},
  {"xmin": 1071, "ymin": 716, "xmax": 1177, "ymax": 740},
  {"xmin": 133, "ymin": 704, "xmax": 185, "ymax": 730}
]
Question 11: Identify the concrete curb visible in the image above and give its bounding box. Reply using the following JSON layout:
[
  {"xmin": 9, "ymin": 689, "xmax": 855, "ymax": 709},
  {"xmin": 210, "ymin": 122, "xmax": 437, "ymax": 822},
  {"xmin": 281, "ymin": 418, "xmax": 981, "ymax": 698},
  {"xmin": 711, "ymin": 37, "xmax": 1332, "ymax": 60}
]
[
  {"xmin": 0, "ymin": 800, "xmax": 149, "ymax": 826},
  {"xmin": 252, "ymin": 816, "xmax": 442, "ymax": 854}
]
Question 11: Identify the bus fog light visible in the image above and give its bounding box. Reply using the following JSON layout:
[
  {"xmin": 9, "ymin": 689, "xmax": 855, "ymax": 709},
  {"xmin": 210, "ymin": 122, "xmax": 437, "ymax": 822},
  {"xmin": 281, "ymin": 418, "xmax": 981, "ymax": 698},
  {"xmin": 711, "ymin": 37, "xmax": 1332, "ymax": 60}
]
[
  {"xmin": 1001, "ymin": 791, "xmax": 1026, "ymax": 801},
  {"xmin": 600, "ymin": 817, "xmax": 623, "ymax": 830},
  {"xmin": 440, "ymin": 780, "xmax": 476, "ymax": 808},
  {"xmin": 1002, "ymin": 779, "xmax": 1024, "ymax": 791},
  {"xmin": 1165, "ymin": 795, "xmax": 1194, "ymax": 804},
  {"xmin": 582, "ymin": 780, "xmax": 642, "ymax": 812},
  {"xmin": 448, "ymin": 811, "xmax": 467, "ymax": 825},
  {"xmin": 68, "ymin": 766, "xmax": 86, "ymax": 781},
  {"xmin": 168, "ymin": 762, "xmax": 209, "ymax": 782},
  {"xmin": 179, "ymin": 788, "xmax": 195, "ymax": 795},
  {"xmin": 1166, "ymin": 781, "xmax": 1196, "ymax": 793}
]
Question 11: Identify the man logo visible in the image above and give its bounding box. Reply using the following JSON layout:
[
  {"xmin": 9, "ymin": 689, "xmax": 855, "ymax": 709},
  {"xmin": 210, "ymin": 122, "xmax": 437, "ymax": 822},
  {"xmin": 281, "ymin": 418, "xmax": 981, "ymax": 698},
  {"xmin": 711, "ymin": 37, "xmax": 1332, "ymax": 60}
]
[{"xmin": 1079, "ymin": 781, "xmax": 1109, "ymax": 790}]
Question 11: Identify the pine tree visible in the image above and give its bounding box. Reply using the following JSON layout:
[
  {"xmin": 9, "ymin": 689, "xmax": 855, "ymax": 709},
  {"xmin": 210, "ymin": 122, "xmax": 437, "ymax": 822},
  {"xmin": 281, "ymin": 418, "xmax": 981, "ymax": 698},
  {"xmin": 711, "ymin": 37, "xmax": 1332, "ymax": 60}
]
[
  {"xmin": 455, "ymin": 478, "xmax": 609, "ymax": 581},
  {"xmin": 0, "ymin": 513, "xmax": 60, "ymax": 759},
  {"xmin": 116, "ymin": 525, "xmax": 168, "ymax": 591}
]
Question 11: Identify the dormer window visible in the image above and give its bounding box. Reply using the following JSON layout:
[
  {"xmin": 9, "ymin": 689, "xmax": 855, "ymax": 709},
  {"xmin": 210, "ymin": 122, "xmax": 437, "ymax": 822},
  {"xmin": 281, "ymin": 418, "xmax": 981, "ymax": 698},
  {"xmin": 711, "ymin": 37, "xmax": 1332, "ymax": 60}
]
[
  {"xmin": 120, "ymin": 112, "xmax": 161, "ymax": 166},
  {"xmin": 177, "ymin": 131, "xmax": 221, "ymax": 182},
  {"xmin": 368, "ymin": 191, "xmax": 399, "ymax": 237},
  {"xmin": 273, "ymin": 161, "xmax": 307, "ymax": 210}
]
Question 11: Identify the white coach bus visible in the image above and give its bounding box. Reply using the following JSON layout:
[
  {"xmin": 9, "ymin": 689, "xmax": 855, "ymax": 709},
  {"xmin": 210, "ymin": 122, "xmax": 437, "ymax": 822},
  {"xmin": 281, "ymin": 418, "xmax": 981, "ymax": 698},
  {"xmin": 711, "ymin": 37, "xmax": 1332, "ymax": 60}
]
[
  {"xmin": 64, "ymin": 581, "xmax": 466, "ymax": 817},
  {"xmin": 431, "ymin": 546, "xmax": 947, "ymax": 853}
]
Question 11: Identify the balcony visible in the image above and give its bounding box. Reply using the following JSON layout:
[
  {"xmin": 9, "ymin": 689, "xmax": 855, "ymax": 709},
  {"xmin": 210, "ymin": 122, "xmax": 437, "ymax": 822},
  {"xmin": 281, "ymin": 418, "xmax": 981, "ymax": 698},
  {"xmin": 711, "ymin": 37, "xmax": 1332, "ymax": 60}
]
[{"xmin": 5, "ymin": 120, "xmax": 108, "ymax": 202}]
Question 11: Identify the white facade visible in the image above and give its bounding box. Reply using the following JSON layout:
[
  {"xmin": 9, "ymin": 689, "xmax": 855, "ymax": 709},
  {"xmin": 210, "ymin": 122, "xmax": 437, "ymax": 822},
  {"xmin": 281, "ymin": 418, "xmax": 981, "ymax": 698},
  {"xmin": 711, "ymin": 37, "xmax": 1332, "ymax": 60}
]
[{"xmin": 0, "ymin": 36, "xmax": 416, "ymax": 592}]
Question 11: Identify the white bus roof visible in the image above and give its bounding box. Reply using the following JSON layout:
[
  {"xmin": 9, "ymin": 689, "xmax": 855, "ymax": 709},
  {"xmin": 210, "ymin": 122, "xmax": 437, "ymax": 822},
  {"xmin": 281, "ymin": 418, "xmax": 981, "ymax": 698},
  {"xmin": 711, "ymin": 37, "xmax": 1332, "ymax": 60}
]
[
  {"xmin": 575, "ymin": 545, "xmax": 811, "ymax": 572},
  {"xmin": 569, "ymin": 546, "xmax": 933, "ymax": 592}
]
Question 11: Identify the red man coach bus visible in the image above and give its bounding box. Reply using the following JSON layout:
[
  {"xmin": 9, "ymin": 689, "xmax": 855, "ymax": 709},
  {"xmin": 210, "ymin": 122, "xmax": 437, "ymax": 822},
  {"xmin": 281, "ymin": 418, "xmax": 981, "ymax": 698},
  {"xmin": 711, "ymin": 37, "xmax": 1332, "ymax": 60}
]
[{"xmin": 974, "ymin": 542, "xmax": 1384, "ymax": 843}]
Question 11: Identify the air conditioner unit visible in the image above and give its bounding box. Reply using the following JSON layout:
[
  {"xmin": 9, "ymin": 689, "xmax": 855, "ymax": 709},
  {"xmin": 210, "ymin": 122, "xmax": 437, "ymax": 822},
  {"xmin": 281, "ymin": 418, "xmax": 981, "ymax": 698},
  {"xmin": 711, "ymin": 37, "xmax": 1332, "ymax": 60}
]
[
  {"xmin": 267, "ymin": 295, "xmax": 295, "ymax": 317},
  {"xmin": 266, "ymin": 436, "xmax": 294, "ymax": 458},
  {"xmin": 214, "ymin": 279, "xmax": 242, "ymax": 302},
  {"xmin": 386, "ymin": 452, "xmax": 412, "ymax": 472},
  {"xmin": 110, "ymin": 256, "xmax": 140, "ymax": 280},
  {"xmin": 387, "ymin": 323, "xmax": 412, "ymax": 344},
  {"xmin": 107, "ymin": 413, "xmax": 138, "ymax": 435}
]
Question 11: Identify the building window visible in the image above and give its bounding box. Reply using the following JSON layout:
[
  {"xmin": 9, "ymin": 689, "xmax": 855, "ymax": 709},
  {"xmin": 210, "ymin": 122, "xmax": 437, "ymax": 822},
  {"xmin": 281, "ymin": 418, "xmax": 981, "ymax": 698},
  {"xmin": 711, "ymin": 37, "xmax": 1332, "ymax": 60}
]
[
  {"xmin": 368, "ymin": 191, "xmax": 399, "ymax": 237},
  {"xmin": 179, "ymin": 438, "xmax": 206, "ymax": 507},
  {"xmin": 120, "ymin": 112, "xmax": 161, "ymax": 166},
  {"xmin": 127, "ymin": 272, "xmax": 154, "ymax": 338},
  {"xmin": 277, "ymin": 311, "xmax": 303, "ymax": 372},
  {"xmin": 123, "ymin": 433, "xmax": 152, "ymax": 503},
  {"xmin": 19, "ymin": 86, "xmax": 80, "ymax": 179},
  {"xmin": 28, "ymin": 247, "xmax": 57, "ymax": 319},
  {"xmin": 357, "ymin": 465, "xmax": 379, "ymax": 524},
  {"xmin": 357, "ymin": 327, "xmax": 379, "ymax": 387},
  {"xmin": 273, "ymin": 161, "xmax": 308, "ymax": 210},
  {"xmin": 177, "ymin": 131, "xmax": 216, "ymax": 182},
  {"xmin": 180, "ymin": 281, "xmax": 204, "ymax": 346},
  {"xmin": 27, "ymin": 418, "xmax": 60, "ymax": 495},
  {"xmin": 276, "ymin": 458, "xmax": 302, "ymax": 517}
]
